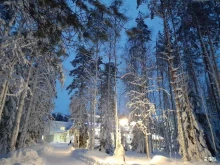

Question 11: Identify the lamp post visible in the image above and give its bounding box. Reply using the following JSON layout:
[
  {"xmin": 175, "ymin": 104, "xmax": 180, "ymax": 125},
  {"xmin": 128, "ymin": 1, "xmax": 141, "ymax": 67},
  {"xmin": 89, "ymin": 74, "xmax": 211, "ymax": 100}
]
[
  {"xmin": 113, "ymin": 89, "xmax": 125, "ymax": 159},
  {"xmin": 113, "ymin": 117, "xmax": 128, "ymax": 162},
  {"xmin": 114, "ymin": 118, "xmax": 125, "ymax": 158},
  {"xmin": 119, "ymin": 118, "xmax": 128, "ymax": 151}
]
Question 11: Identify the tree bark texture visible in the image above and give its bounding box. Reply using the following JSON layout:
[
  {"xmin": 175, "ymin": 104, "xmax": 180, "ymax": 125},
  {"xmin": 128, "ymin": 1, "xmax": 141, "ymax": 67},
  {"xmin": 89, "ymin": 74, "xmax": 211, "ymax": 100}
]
[
  {"xmin": 0, "ymin": 81, "xmax": 9, "ymax": 123},
  {"xmin": 17, "ymin": 68, "xmax": 38, "ymax": 149},
  {"xmin": 8, "ymin": 66, "xmax": 32, "ymax": 152}
]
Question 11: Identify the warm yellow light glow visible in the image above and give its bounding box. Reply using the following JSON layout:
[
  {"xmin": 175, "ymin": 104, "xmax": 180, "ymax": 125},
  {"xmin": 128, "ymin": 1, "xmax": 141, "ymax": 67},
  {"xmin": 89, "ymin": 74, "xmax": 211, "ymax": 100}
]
[
  {"xmin": 60, "ymin": 127, "xmax": 65, "ymax": 131},
  {"xmin": 119, "ymin": 118, "xmax": 128, "ymax": 127}
]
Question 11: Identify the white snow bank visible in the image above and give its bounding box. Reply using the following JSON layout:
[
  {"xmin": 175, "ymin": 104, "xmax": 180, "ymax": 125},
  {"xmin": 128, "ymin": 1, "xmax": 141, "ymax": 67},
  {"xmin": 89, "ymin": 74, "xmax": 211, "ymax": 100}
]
[
  {"xmin": 0, "ymin": 148, "xmax": 45, "ymax": 165},
  {"xmin": 30, "ymin": 141, "xmax": 53, "ymax": 156},
  {"xmin": 72, "ymin": 149, "xmax": 148, "ymax": 165},
  {"xmin": 72, "ymin": 149, "xmax": 220, "ymax": 165},
  {"xmin": 150, "ymin": 155, "xmax": 175, "ymax": 165},
  {"xmin": 0, "ymin": 142, "xmax": 51, "ymax": 165}
]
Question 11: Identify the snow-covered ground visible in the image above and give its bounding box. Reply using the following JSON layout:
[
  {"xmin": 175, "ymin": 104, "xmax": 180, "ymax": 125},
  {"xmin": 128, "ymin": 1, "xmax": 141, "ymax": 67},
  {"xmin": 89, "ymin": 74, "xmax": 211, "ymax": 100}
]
[
  {"xmin": 0, "ymin": 142, "xmax": 50, "ymax": 165},
  {"xmin": 45, "ymin": 143, "xmax": 220, "ymax": 165},
  {"xmin": 0, "ymin": 142, "xmax": 86, "ymax": 165},
  {"xmin": 0, "ymin": 142, "xmax": 219, "ymax": 165},
  {"xmin": 43, "ymin": 143, "xmax": 86, "ymax": 165},
  {"xmin": 72, "ymin": 148, "xmax": 220, "ymax": 165}
]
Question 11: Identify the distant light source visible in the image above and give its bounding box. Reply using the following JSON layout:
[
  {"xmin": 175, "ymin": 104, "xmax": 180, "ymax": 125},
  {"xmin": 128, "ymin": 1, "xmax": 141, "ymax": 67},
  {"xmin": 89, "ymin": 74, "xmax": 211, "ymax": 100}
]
[
  {"xmin": 119, "ymin": 118, "xmax": 128, "ymax": 127},
  {"xmin": 60, "ymin": 127, "xmax": 65, "ymax": 131}
]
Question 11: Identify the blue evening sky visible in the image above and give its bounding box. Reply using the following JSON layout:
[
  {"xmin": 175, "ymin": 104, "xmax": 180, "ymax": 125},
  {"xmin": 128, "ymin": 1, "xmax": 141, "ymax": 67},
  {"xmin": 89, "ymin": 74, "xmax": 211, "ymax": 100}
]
[{"xmin": 54, "ymin": 1, "xmax": 162, "ymax": 115}]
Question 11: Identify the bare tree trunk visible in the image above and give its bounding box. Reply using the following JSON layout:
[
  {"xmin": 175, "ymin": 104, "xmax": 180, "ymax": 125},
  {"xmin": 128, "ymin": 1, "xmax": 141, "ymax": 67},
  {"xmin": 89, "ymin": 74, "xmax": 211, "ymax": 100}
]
[
  {"xmin": 179, "ymin": 75, "xmax": 212, "ymax": 160},
  {"xmin": 113, "ymin": 16, "xmax": 123, "ymax": 156},
  {"xmin": 89, "ymin": 44, "xmax": 99, "ymax": 150},
  {"xmin": 0, "ymin": 60, "xmax": 16, "ymax": 122},
  {"xmin": 181, "ymin": 75, "xmax": 200, "ymax": 160},
  {"xmin": 160, "ymin": 0, "xmax": 188, "ymax": 160},
  {"xmin": 8, "ymin": 66, "xmax": 32, "ymax": 152},
  {"xmin": 100, "ymin": 43, "xmax": 113, "ymax": 152},
  {"xmin": 89, "ymin": 89, "xmax": 93, "ymax": 149},
  {"xmin": 17, "ymin": 68, "xmax": 38, "ymax": 149},
  {"xmin": 171, "ymin": 72, "xmax": 188, "ymax": 161},
  {"xmin": 167, "ymin": 65, "xmax": 177, "ymax": 150},
  {"xmin": 0, "ymin": 80, "xmax": 9, "ymax": 122},
  {"xmin": 194, "ymin": 16, "xmax": 220, "ymax": 115},
  {"xmin": 200, "ymin": 88, "xmax": 218, "ymax": 156},
  {"xmin": 207, "ymin": 34, "xmax": 220, "ymax": 95},
  {"xmin": 146, "ymin": 135, "xmax": 150, "ymax": 159},
  {"xmin": 167, "ymin": 1, "xmax": 183, "ymax": 142},
  {"xmin": 114, "ymin": 48, "xmax": 119, "ymax": 150}
]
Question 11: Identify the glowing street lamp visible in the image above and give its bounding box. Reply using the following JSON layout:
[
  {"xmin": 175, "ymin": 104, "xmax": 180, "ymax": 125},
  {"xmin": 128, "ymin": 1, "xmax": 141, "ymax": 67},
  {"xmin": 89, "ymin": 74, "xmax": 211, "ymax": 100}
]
[{"xmin": 119, "ymin": 118, "xmax": 128, "ymax": 127}]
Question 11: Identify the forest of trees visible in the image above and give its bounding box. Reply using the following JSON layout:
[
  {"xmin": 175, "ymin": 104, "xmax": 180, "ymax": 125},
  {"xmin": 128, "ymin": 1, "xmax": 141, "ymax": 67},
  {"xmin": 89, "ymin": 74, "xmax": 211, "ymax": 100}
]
[{"xmin": 0, "ymin": 0, "xmax": 219, "ymax": 162}]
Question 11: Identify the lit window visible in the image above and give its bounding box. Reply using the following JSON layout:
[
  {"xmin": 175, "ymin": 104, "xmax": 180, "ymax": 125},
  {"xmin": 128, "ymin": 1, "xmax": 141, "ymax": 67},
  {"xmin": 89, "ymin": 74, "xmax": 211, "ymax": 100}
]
[{"xmin": 60, "ymin": 127, "xmax": 65, "ymax": 131}]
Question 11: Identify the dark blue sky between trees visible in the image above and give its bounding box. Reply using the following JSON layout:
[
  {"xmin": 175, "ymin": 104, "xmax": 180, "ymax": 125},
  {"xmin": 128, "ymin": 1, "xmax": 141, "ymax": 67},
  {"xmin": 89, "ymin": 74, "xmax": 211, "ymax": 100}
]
[{"xmin": 54, "ymin": 0, "xmax": 162, "ymax": 114}]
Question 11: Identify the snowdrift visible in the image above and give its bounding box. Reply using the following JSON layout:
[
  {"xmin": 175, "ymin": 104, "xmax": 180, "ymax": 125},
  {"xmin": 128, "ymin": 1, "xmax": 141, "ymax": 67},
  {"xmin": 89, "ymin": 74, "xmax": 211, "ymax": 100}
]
[
  {"xmin": 72, "ymin": 149, "xmax": 220, "ymax": 165},
  {"xmin": 0, "ymin": 142, "xmax": 51, "ymax": 165}
]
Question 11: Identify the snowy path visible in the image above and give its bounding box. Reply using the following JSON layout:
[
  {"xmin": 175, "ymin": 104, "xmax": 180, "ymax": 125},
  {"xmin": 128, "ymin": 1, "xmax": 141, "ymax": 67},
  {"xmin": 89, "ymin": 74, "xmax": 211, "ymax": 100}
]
[
  {"xmin": 43, "ymin": 143, "xmax": 86, "ymax": 165},
  {"xmin": 42, "ymin": 143, "xmax": 220, "ymax": 165}
]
